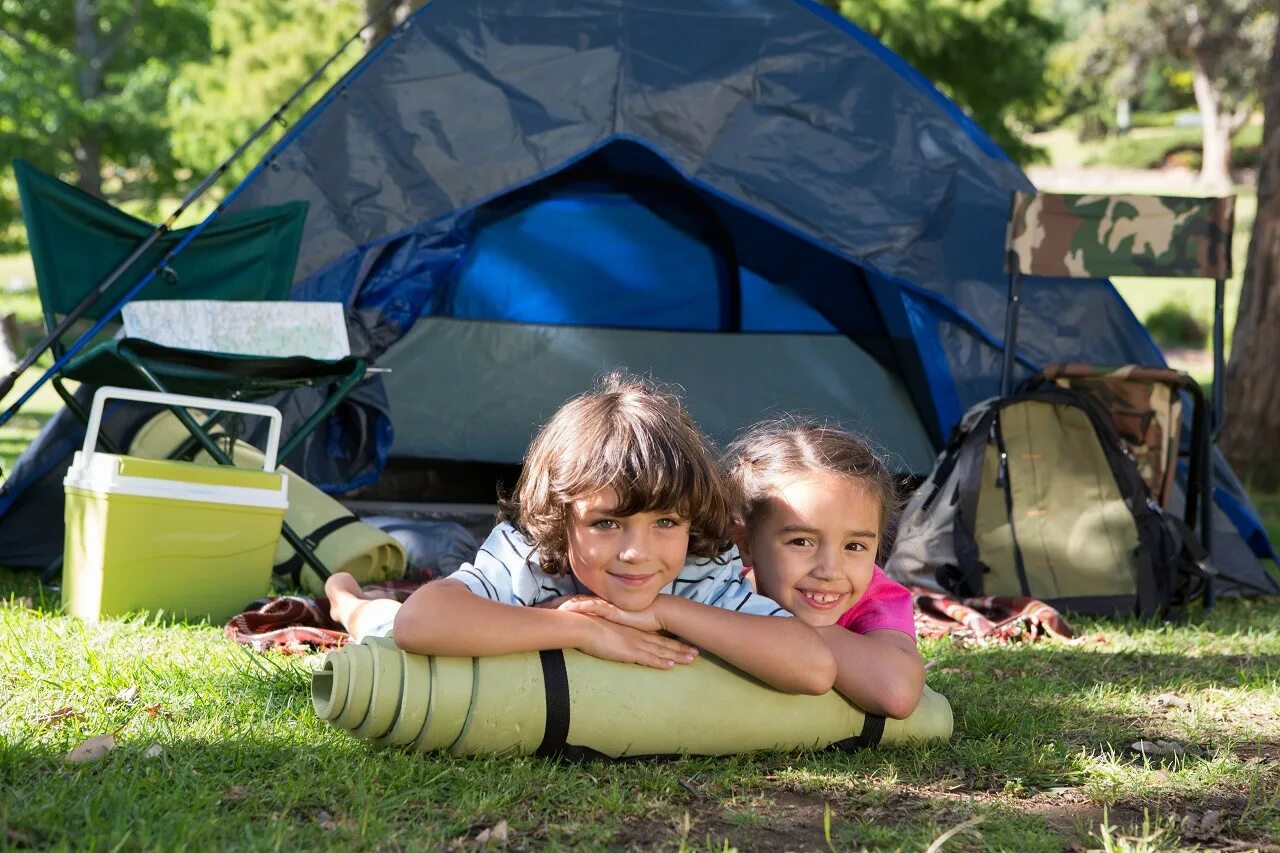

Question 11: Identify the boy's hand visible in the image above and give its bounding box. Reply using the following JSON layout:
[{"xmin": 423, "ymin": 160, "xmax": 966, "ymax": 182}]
[
  {"xmin": 558, "ymin": 596, "xmax": 664, "ymax": 633},
  {"xmin": 534, "ymin": 595, "xmax": 580, "ymax": 609},
  {"xmin": 576, "ymin": 615, "xmax": 698, "ymax": 669}
]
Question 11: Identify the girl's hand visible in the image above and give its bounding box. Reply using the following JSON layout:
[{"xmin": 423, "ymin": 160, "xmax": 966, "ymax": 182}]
[
  {"xmin": 559, "ymin": 596, "xmax": 664, "ymax": 633},
  {"xmin": 576, "ymin": 615, "xmax": 698, "ymax": 669}
]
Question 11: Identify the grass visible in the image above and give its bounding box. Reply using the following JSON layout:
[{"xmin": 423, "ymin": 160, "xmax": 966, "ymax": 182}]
[
  {"xmin": 1032, "ymin": 122, "xmax": 1264, "ymax": 172},
  {"xmin": 0, "ymin": 364, "xmax": 67, "ymax": 477},
  {"xmin": 1, "ymin": 576, "xmax": 1277, "ymax": 850}
]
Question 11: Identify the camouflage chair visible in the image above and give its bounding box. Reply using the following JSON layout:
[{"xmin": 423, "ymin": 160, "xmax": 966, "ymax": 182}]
[{"xmin": 1004, "ymin": 192, "xmax": 1234, "ymax": 552}]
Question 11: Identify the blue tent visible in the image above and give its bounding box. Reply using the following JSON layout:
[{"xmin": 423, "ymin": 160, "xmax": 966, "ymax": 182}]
[{"xmin": 2, "ymin": 0, "xmax": 1276, "ymax": 591}]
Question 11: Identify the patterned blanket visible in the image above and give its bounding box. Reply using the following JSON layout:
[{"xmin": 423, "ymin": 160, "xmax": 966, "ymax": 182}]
[
  {"xmin": 911, "ymin": 586, "xmax": 1082, "ymax": 644},
  {"xmin": 225, "ymin": 580, "xmax": 425, "ymax": 654},
  {"xmin": 226, "ymin": 580, "xmax": 1085, "ymax": 653}
]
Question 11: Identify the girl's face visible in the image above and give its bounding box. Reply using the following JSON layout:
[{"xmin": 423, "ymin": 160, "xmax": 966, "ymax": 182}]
[
  {"xmin": 565, "ymin": 488, "xmax": 691, "ymax": 611},
  {"xmin": 738, "ymin": 471, "xmax": 880, "ymax": 627}
]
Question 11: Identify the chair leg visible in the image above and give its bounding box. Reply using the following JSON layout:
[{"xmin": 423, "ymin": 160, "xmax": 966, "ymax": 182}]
[
  {"xmin": 165, "ymin": 410, "xmax": 233, "ymax": 461},
  {"xmin": 55, "ymin": 377, "xmax": 121, "ymax": 454},
  {"xmin": 279, "ymin": 523, "xmax": 332, "ymax": 585},
  {"xmin": 277, "ymin": 359, "xmax": 368, "ymax": 461},
  {"xmin": 118, "ymin": 346, "xmax": 335, "ymax": 586}
]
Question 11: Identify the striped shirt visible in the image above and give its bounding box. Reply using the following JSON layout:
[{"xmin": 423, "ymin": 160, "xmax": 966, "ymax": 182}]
[{"xmin": 452, "ymin": 522, "xmax": 790, "ymax": 617}]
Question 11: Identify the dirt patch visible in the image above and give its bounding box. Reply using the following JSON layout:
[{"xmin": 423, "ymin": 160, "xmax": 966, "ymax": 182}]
[
  {"xmin": 607, "ymin": 778, "xmax": 1280, "ymax": 851},
  {"xmin": 610, "ymin": 786, "xmax": 951, "ymax": 851},
  {"xmin": 609, "ymin": 789, "xmax": 834, "ymax": 851}
]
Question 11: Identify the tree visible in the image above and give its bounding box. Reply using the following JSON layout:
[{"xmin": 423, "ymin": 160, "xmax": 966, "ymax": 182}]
[
  {"xmin": 1076, "ymin": 0, "xmax": 1275, "ymax": 187},
  {"xmin": 0, "ymin": 0, "xmax": 212, "ymax": 202},
  {"xmin": 1222, "ymin": 32, "xmax": 1280, "ymax": 490},
  {"xmin": 167, "ymin": 0, "xmax": 362, "ymax": 192},
  {"xmin": 827, "ymin": 0, "xmax": 1062, "ymax": 162}
]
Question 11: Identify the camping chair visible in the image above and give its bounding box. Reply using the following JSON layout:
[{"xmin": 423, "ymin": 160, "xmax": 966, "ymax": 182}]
[
  {"xmin": 14, "ymin": 159, "xmax": 368, "ymax": 584},
  {"xmin": 1003, "ymin": 191, "xmax": 1235, "ymax": 554}
]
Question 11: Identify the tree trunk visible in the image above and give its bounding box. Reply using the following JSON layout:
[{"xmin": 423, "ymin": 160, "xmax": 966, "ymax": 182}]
[
  {"xmin": 72, "ymin": 0, "xmax": 104, "ymax": 196},
  {"xmin": 0, "ymin": 314, "xmax": 20, "ymax": 374},
  {"xmin": 1190, "ymin": 56, "xmax": 1233, "ymax": 188},
  {"xmin": 1200, "ymin": 118, "xmax": 1233, "ymax": 189},
  {"xmin": 362, "ymin": 0, "xmax": 396, "ymax": 50},
  {"xmin": 1221, "ymin": 33, "xmax": 1280, "ymax": 490},
  {"xmin": 363, "ymin": 0, "xmax": 422, "ymax": 51}
]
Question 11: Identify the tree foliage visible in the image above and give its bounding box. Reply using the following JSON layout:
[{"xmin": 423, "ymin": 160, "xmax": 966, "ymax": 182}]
[
  {"xmin": 1063, "ymin": 0, "xmax": 1275, "ymax": 184},
  {"xmin": 828, "ymin": 0, "xmax": 1062, "ymax": 162},
  {"xmin": 0, "ymin": 0, "xmax": 213, "ymax": 206},
  {"xmin": 168, "ymin": 0, "xmax": 363, "ymax": 192}
]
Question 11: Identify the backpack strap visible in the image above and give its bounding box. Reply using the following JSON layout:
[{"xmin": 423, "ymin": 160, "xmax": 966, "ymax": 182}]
[{"xmin": 943, "ymin": 405, "xmax": 1002, "ymax": 597}]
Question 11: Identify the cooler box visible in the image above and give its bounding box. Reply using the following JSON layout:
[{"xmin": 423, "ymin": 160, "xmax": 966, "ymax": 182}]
[{"xmin": 62, "ymin": 387, "xmax": 289, "ymax": 623}]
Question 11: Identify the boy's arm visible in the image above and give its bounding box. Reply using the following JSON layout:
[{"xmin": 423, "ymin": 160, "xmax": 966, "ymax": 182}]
[
  {"xmin": 392, "ymin": 579, "xmax": 697, "ymax": 669},
  {"xmin": 562, "ymin": 596, "xmax": 835, "ymax": 694},
  {"xmin": 817, "ymin": 627, "xmax": 924, "ymax": 719}
]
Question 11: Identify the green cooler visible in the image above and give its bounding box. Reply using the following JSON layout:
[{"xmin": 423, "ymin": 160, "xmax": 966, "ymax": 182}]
[{"xmin": 62, "ymin": 387, "xmax": 289, "ymax": 623}]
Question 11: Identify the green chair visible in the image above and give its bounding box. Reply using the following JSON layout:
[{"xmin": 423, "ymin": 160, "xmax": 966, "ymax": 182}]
[{"xmin": 14, "ymin": 159, "xmax": 369, "ymax": 585}]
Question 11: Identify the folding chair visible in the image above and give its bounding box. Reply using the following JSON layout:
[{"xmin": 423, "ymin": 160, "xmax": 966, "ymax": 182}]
[
  {"xmin": 14, "ymin": 159, "xmax": 368, "ymax": 584},
  {"xmin": 1003, "ymin": 191, "xmax": 1235, "ymax": 554}
]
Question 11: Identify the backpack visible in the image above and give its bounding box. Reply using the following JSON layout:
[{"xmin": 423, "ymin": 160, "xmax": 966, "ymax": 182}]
[{"xmin": 885, "ymin": 386, "xmax": 1213, "ymax": 618}]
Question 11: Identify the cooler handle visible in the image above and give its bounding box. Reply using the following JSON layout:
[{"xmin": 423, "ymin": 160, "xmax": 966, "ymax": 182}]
[{"xmin": 82, "ymin": 386, "xmax": 283, "ymax": 472}]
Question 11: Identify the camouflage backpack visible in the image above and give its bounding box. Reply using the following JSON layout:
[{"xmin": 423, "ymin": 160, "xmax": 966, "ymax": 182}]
[{"xmin": 885, "ymin": 385, "xmax": 1213, "ymax": 618}]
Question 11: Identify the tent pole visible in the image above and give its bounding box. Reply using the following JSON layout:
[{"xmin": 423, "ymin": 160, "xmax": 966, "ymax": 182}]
[
  {"xmin": 0, "ymin": 0, "xmax": 404, "ymax": 425},
  {"xmin": 999, "ymin": 252, "xmax": 1022, "ymax": 397}
]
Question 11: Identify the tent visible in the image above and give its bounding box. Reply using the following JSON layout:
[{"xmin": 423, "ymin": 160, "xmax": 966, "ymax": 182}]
[{"xmin": 2, "ymin": 0, "xmax": 1276, "ymax": 595}]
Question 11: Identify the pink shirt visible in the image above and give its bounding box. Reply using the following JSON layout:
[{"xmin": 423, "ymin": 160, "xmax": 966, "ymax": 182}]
[{"xmin": 836, "ymin": 566, "xmax": 917, "ymax": 640}]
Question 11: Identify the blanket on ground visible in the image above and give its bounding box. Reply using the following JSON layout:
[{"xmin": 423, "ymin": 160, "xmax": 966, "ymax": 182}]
[
  {"xmin": 226, "ymin": 581, "xmax": 1085, "ymax": 654},
  {"xmin": 910, "ymin": 586, "xmax": 1083, "ymax": 644},
  {"xmin": 225, "ymin": 579, "xmax": 427, "ymax": 654}
]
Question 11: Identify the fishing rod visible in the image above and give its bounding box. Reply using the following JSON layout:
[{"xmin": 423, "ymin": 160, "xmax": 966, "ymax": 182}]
[{"xmin": 0, "ymin": 0, "xmax": 405, "ymax": 427}]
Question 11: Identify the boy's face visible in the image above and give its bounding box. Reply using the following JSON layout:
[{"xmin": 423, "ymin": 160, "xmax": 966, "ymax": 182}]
[
  {"xmin": 737, "ymin": 472, "xmax": 880, "ymax": 627},
  {"xmin": 565, "ymin": 488, "xmax": 690, "ymax": 611}
]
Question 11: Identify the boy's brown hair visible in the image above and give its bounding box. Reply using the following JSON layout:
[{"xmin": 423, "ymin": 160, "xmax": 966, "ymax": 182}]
[
  {"xmin": 498, "ymin": 371, "xmax": 733, "ymax": 576},
  {"xmin": 722, "ymin": 419, "xmax": 898, "ymax": 558}
]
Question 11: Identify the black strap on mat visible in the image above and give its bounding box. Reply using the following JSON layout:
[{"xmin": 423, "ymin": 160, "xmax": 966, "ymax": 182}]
[
  {"xmin": 833, "ymin": 714, "xmax": 887, "ymax": 751},
  {"xmin": 274, "ymin": 514, "xmax": 363, "ymax": 584},
  {"xmin": 535, "ymin": 649, "xmax": 571, "ymax": 757}
]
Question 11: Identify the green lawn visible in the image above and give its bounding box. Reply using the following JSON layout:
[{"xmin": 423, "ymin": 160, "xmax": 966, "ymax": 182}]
[
  {"xmin": 1032, "ymin": 122, "xmax": 1264, "ymax": 172},
  {"xmin": 1, "ymin": 573, "xmax": 1277, "ymax": 850},
  {"xmin": 0, "ymin": 368, "xmax": 66, "ymax": 477}
]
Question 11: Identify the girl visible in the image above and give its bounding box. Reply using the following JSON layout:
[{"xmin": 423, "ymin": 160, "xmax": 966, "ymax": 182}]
[
  {"xmin": 722, "ymin": 420, "xmax": 924, "ymax": 719},
  {"xmin": 326, "ymin": 373, "xmax": 835, "ymax": 695}
]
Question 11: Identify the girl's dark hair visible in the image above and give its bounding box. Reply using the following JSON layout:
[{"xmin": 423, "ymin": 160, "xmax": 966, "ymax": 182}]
[
  {"xmin": 499, "ymin": 371, "xmax": 732, "ymax": 576},
  {"xmin": 722, "ymin": 419, "xmax": 898, "ymax": 558}
]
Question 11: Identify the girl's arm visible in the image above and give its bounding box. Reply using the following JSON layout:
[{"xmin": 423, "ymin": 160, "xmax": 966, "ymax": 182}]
[
  {"xmin": 817, "ymin": 627, "xmax": 924, "ymax": 719},
  {"xmin": 563, "ymin": 596, "xmax": 836, "ymax": 694},
  {"xmin": 392, "ymin": 579, "xmax": 698, "ymax": 669}
]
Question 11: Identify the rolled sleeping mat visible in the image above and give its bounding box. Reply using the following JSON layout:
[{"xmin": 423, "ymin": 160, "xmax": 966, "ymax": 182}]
[
  {"xmin": 129, "ymin": 412, "xmax": 407, "ymax": 593},
  {"xmin": 313, "ymin": 636, "xmax": 952, "ymax": 757}
]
